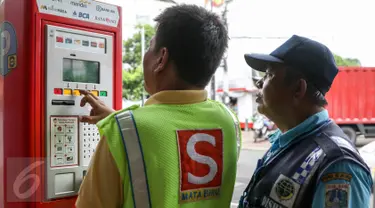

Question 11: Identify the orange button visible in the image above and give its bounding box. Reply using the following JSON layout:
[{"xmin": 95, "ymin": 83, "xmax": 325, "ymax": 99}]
[
  {"xmin": 63, "ymin": 89, "xmax": 72, "ymax": 95},
  {"xmin": 91, "ymin": 90, "xmax": 99, "ymax": 96},
  {"xmin": 73, "ymin": 89, "xmax": 81, "ymax": 96}
]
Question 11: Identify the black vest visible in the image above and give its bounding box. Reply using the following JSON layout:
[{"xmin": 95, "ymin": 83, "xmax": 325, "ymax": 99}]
[{"xmin": 239, "ymin": 121, "xmax": 371, "ymax": 208}]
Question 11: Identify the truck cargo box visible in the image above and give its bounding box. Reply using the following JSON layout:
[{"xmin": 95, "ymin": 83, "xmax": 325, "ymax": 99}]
[
  {"xmin": 325, "ymin": 67, "xmax": 375, "ymax": 124},
  {"xmin": 325, "ymin": 67, "xmax": 375, "ymax": 142}
]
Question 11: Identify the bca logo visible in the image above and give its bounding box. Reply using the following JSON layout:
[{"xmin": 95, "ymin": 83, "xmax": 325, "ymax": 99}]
[
  {"xmin": 177, "ymin": 129, "xmax": 223, "ymax": 203},
  {"xmin": 78, "ymin": 12, "xmax": 89, "ymax": 19}
]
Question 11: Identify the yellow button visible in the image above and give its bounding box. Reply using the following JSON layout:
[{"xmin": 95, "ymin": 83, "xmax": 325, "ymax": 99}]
[
  {"xmin": 91, "ymin": 90, "xmax": 99, "ymax": 96},
  {"xmin": 63, "ymin": 89, "xmax": 72, "ymax": 95},
  {"xmin": 73, "ymin": 89, "xmax": 81, "ymax": 96}
]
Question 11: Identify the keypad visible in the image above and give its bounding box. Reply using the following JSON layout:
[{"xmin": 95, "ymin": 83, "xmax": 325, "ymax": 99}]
[{"xmin": 82, "ymin": 123, "xmax": 101, "ymax": 166}]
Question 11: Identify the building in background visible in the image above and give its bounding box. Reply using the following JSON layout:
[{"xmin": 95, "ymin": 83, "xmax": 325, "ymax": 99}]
[
  {"xmin": 100, "ymin": 0, "xmax": 375, "ymax": 121},
  {"xmin": 216, "ymin": 79, "xmax": 257, "ymax": 129},
  {"xmin": 213, "ymin": 0, "xmax": 375, "ymax": 127}
]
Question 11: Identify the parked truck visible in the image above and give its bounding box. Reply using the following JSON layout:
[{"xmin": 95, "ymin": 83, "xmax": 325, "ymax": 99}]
[{"xmin": 325, "ymin": 66, "xmax": 375, "ymax": 144}]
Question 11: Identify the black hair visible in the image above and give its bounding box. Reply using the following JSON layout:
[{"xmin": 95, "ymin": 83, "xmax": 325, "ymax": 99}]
[
  {"xmin": 153, "ymin": 4, "xmax": 228, "ymax": 87},
  {"xmin": 284, "ymin": 67, "xmax": 328, "ymax": 107}
]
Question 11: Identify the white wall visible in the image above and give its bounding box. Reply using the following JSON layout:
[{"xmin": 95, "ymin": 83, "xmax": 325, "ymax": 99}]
[{"xmin": 237, "ymin": 93, "xmax": 254, "ymax": 123}]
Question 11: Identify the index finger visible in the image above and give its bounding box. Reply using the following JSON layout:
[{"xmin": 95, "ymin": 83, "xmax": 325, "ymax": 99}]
[
  {"xmin": 80, "ymin": 93, "xmax": 100, "ymax": 108},
  {"xmin": 79, "ymin": 89, "xmax": 99, "ymax": 100},
  {"xmin": 79, "ymin": 89, "xmax": 89, "ymax": 95}
]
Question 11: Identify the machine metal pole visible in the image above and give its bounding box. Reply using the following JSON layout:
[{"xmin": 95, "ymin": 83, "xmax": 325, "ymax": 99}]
[
  {"xmin": 140, "ymin": 23, "xmax": 146, "ymax": 104},
  {"xmin": 245, "ymin": 118, "xmax": 249, "ymax": 132},
  {"xmin": 141, "ymin": 25, "xmax": 145, "ymax": 65},
  {"xmin": 221, "ymin": 0, "xmax": 230, "ymax": 105}
]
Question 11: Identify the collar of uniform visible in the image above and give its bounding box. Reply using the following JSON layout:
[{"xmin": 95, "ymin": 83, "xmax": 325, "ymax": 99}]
[
  {"xmin": 144, "ymin": 90, "xmax": 208, "ymax": 106},
  {"xmin": 270, "ymin": 109, "xmax": 330, "ymax": 149}
]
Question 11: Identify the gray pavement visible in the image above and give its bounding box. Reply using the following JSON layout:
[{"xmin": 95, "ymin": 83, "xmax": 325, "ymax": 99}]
[{"xmin": 230, "ymin": 149, "xmax": 265, "ymax": 207}]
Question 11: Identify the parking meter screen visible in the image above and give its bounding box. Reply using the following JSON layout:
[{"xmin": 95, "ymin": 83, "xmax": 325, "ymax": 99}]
[{"xmin": 63, "ymin": 58, "xmax": 100, "ymax": 83}]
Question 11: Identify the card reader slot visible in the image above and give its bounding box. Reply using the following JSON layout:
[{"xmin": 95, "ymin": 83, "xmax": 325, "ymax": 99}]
[{"xmin": 52, "ymin": 99, "xmax": 75, "ymax": 106}]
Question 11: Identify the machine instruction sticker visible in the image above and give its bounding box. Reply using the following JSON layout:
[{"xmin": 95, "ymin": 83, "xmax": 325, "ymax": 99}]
[
  {"xmin": 50, "ymin": 116, "xmax": 79, "ymax": 167},
  {"xmin": 36, "ymin": 0, "xmax": 119, "ymax": 27},
  {"xmin": 0, "ymin": 21, "xmax": 18, "ymax": 76}
]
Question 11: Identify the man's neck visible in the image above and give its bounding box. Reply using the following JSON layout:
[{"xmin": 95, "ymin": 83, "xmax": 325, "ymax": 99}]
[
  {"xmin": 276, "ymin": 107, "xmax": 325, "ymax": 133},
  {"xmin": 155, "ymin": 83, "xmax": 204, "ymax": 93}
]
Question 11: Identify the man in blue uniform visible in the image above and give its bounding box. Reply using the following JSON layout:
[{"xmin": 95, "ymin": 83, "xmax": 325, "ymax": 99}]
[{"xmin": 239, "ymin": 35, "xmax": 373, "ymax": 208}]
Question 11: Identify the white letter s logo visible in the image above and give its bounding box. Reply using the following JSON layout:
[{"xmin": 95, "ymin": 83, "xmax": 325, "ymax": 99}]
[{"xmin": 186, "ymin": 133, "xmax": 218, "ymax": 185}]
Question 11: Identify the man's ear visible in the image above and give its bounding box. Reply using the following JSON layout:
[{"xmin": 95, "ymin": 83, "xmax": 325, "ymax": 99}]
[
  {"xmin": 294, "ymin": 79, "xmax": 307, "ymax": 99},
  {"xmin": 154, "ymin": 47, "xmax": 169, "ymax": 73}
]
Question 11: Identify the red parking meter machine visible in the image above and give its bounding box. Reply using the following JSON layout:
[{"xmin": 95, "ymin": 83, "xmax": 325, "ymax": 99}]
[{"xmin": 0, "ymin": 0, "xmax": 123, "ymax": 207}]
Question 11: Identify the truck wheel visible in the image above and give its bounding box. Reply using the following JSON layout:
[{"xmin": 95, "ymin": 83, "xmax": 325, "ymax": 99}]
[{"xmin": 341, "ymin": 127, "xmax": 357, "ymax": 144}]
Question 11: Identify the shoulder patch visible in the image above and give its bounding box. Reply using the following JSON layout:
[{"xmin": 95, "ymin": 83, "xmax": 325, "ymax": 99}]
[
  {"xmin": 176, "ymin": 129, "xmax": 223, "ymax": 203},
  {"xmin": 321, "ymin": 173, "xmax": 352, "ymax": 182},
  {"xmin": 330, "ymin": 136, "xmax": 357, "ymax": 153},
  {"xmin": 325, "ymin": 184, "xmax": 350, "ymax": 208}
]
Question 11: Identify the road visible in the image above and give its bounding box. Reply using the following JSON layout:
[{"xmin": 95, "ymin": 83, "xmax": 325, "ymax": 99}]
[
  {"xmin": 230, "ymin": 149, "xmax": 265, "ymax": 207},
  {"xmin": 230, "ymin": 137, "xmax": 375, "ymax": 208}
]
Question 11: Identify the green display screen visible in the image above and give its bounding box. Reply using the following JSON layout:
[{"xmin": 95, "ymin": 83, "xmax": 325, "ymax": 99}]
[{"xmin": 62, "ymin": 58, "xmax": 100, "ymax": 83}]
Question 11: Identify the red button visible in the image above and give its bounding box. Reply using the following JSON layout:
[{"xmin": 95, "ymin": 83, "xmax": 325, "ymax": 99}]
[
  {"xmin": 56, "ymin": 36, "xmax": 63, "ymax": 43},
  {"xmin": 54, "ymin": 88, "xmax": 63, "ymax": 95},
  {"xmin": 91, "ymin": 42, "xmax": 97, "ymax": 47}
]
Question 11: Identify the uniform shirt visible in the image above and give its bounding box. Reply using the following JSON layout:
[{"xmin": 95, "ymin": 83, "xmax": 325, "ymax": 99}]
[
  {"xmin": 75, "ymin": 90, "xmax": 209, "ymax": 208},
  {"xmin": 262, "ymin": 110, "xmax": 372, "ymax": 208}
]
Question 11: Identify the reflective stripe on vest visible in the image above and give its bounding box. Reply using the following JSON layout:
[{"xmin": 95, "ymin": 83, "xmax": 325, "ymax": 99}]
[{"xmin": 115, "ymin": 111, "xmax": 151, "ymax": 208}]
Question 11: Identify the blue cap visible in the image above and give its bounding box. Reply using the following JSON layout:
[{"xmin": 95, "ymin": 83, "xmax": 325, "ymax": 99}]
[{"xmin": 244, "ymin": 35, "xmax": 338, "ymax": 95}]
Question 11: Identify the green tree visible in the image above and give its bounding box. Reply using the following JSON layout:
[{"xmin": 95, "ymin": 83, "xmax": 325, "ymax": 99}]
[
  {"xmin": 334, "ymin": 54, "xmax": 361, "ymax": 66},
  {"xmin": 122, "ymin": 24, "xmax": 155, "ymax": 100},
  {"xmin": 122, "ymin": 66, "xmax": 144, "ymax": 100},
  {"xmin": 123, "ymin": 24, "xmax": 156, "ymax": 70}
]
